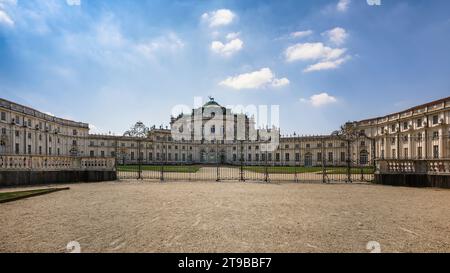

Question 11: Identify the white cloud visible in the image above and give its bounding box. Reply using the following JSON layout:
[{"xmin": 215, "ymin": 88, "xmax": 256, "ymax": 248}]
[
  {"xmin": 303, "ymin": 56, "xmax": 350, "ymax": 72},
  {"xmin": 0, "ymin": 0, "xmax": 16, "ymax": 27},
  {"xmin": 211, "ymin": 38, "xmax": 243, "ymax": 57},
  {"xmin": 323, "ymin": 27, "xmax": 348, "ymax": 45},
  {"xmin": 337, "ymin": 0, "xmax": 351, "ymax": 12},
  {"xmin": 201, "ymin": 9, "xmax": 236, "ymax": 28},
  {"xmin": 219, "ymin": 68, "xmax": 289, "ymax": 90},
  {"xmin": 63, "ymin": 14, "xmax": 185, "ymax": 66},
  {"xmin": 136, "ymin": 33, "xmax": 185, "ymax": 58},
  {"xmin": 271, "ymin": 78, "xmax": 290, "ymax": 88},
  {"xmin": 226, "ymin": 32, "xmax": 240, "ymax": 40},
  {"xmin": 284, "ymin": 42, "xmax": 346, "ymax": 62},
  {"xmin": 300, "ymin": 93, "xmax": 337, "ymax": 107},
  {"xmin": 0, "ymin": 9, "xmax": 13, "ymax": 26},
  {"xmin": 66, "ymin": 0, "xmax": 81, "ymax": 6},
  {"xmin": 290, "ymin": 30, "xmax": 313, "ymax": 39}
]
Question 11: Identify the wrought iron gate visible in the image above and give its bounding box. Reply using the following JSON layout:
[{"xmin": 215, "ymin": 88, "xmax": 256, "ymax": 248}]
[{"xmin": 116, "ymin": 135, "xmax": 375, "ymax": 183}]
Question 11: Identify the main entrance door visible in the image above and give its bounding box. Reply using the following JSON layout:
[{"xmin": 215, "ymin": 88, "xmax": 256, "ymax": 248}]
[{"xmin": 304, "ymin": 153, "xmax": 312, "ymax": 167}]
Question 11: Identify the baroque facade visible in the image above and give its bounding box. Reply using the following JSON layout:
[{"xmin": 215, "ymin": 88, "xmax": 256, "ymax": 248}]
[
  {"xmin": 349, "ymin": 97, "xmax": 450, "ymax": 160},
  {"xmin": 1, "ymin": 96, "xmax": 449, "ymax": 167}
]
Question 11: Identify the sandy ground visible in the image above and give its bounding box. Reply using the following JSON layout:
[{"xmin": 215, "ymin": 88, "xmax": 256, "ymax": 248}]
[{"xmin": 0, "ymin": 181, "xmax": 449, "ymax": 253}]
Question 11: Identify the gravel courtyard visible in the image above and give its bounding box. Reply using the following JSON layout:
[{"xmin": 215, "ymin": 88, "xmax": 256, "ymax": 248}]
[{"xmin": 1, "ymin": 181, "xmax": 449, "ymax": 253}]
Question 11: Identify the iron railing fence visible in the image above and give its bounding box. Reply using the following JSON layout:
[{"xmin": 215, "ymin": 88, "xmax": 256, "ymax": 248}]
[{"xmin": 116, "ymin": 147, "xmax": 376, "ymax": 183}]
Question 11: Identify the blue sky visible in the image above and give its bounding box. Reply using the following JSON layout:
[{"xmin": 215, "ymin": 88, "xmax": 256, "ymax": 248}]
[{"xmin": 0, "ymin": 0, "xmax": 449, "ymax": 135}]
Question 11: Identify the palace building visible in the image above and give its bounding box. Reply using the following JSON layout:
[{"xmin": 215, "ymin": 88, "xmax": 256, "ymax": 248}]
[{"xmin": 1, "ymin": 96, "xmax": 449, "ymax": 167}]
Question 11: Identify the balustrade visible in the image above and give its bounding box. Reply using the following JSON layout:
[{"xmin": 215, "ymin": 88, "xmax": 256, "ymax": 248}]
[{"xmin": 0, "ymin": 155, "xmax": 115, "ymax": 171}]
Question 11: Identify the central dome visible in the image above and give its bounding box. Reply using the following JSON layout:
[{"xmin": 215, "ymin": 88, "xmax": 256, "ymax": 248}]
[{"xmin": 203, "ymin": 97, "xmax": 221, "ymax": 107}]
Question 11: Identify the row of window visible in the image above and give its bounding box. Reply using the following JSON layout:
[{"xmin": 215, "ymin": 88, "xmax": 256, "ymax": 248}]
[
  {"xmin": 384, "ymin": 115, "xmax": 443, "ymax": 133},
  {"xmin": 1, "ymin": 112, "xmax": 80, "ymax": 136},
  {"xmin": 380, "ymin": 145, "xmax": 440, "ymax": 159},
  {"xmin": 10, "ymin": 144, "xmax": 61, "ymax": 156},
  {"xmin": 235, "ymin": 152, "xmax": 350, "ymax": 162},
  {"xmin": 381, "ymin": 131, "xmax": 444, "ymax": 145}
]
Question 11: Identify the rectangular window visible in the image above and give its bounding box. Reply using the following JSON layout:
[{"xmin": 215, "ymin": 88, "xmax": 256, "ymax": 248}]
[
  {"xmin": 182, "ymin": 154, "xmax": 185, "ymax": 161},
  {"xmin": 403, "ymin": 122, "xmax": 408, "ymax": 130},
  {"xmin": 131, "ymin": 152, "xmax": 135, "ymax": 160},
  {"xmin": 248, "ymin": 154, "xmax": 252, "ymax": 161},
  {"xmin": 404, "ymin": 148, "xmax": 408, "ymax": 159},
  {"xmin": 433, "ymin": 145, "xmax": 439, "ymax": 159},
  {"xmin": 233, "ymin": 154, "xmax": 237, "ymax": 161},
  {"xmin": 432, "ymin": 115, "xmax": 439, "ymax": 125},
  {"xmin": 285, "ymin": 153, "xmax": 290, "ymax": 162},
  {"xmin": 39, "ymin": 146, "xmax": 42, "ymax": 155},
  {"xmin": 340, "ymin": 152, "xmax": 346, "ymax": 162},
  {"xmin": 417, "ymin": 147, "xmax": 422, "ymax": 159},
  {"xmin": 328, "ymin": 152, "xmax": 333, "ymax": 162},
  {"xmin": 90, "ymin": 150, "xmax": 94, "ymax": 157},
  {"xmin": 111, "ymin": 151, "xmax": 116, "ymax": 157},
  {"xmin": 57, "ymin": 148, "xmax": 60, "ymax": 156},
  {"xmin": 28, "ymin": 145, "xmax": 31, "ymax": 154},
  {"xmin": 101, "ymin": 151, "xmax": 105, "ymax": 157},
  {"xmin": 0, "ymin": 112, "xmax": 5, "ymax": 121},
  {"xmin": 275, "ymin": 153, "xmax": 280, "ymax": 162},
  {"xmin": 175, "ymin": 153, "xmax": 178, "ymax": 161},
  {"xmin": 255, "ymin": 154, "xmax": 259, "ymax": 162},
  {"xmin": 392, "ymin": 149, "xmax": 396, "ymax": 159},
  {"xmin": 28, "ymin": 133, "xmax": 31, "ymax": 139},
  {"xmin": 268, "ymin": 153, "xmax": 272, "ymax": 161},
  {"xmin": 432, "ymin": 131, "xmax": 439, "ymax": 140},
  {"xmin": 149, "ymin": 153, "xmax": 153, "ymax": 160},
  {"xmin": 168, "ymin": 153, "xmax": 172, "ymax": 161},
  {"xmin": 15, "ymin": 143, "xmax": 19, "ymax": 154},
  {"xmin": 48, "ymin": 147, "xmax": 52, "ymax": 155},
  {"xmin": 416, "ymin": 118, "xmax": 422, "ymax": 128},
  {"xmin": 295, "ymin": 153, "xmax": 300, "ymax": 162},
  {"xmin": 317, "ymin": 152, "xmax": 322, "ymax": 162}
]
